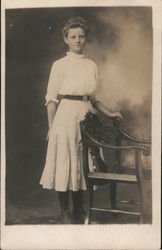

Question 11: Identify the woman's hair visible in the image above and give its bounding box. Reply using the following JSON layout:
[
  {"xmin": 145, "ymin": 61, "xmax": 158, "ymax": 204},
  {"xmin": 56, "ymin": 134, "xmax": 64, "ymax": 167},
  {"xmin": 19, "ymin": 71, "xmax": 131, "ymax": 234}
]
[{"xmin": 63, "ymin": 17, "xmax": 89, "ymax": 37}]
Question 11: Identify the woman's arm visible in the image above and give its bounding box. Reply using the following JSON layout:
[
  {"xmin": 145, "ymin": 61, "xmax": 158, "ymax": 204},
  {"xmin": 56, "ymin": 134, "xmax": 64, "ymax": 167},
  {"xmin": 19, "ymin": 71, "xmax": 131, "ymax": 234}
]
[
  {"xmin": 46, "ymin": 101, "xmax": 57, "ymax": 139},
  {"xmin": 90, "ymin": 97, "xmax": 123, "ymax": 119}
]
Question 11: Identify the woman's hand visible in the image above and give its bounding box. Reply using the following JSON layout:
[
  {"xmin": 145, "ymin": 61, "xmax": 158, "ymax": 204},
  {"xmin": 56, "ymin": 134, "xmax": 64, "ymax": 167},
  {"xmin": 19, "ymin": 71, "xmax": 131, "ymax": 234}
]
[
  {"xmin": 112, "ymin": 111, "xmax": 123, "ymax": 120},
  {"xmin": 46, "ymin": 101, "xmax": 57, "ymax": 141},
  {"xmin": 46, "ymin": 129, "xmax": 51, "ymax": 141},
  {"xmin": 90, "ymin": 98, "xmax": 123, "ymax": 120}
]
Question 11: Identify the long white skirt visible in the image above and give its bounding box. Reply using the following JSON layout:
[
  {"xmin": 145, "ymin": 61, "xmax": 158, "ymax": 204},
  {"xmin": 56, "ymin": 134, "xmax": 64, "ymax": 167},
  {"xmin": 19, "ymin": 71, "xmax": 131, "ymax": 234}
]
[{"xmin": 40, "ymin": 99, "xmax": 94, "ymax": 191}]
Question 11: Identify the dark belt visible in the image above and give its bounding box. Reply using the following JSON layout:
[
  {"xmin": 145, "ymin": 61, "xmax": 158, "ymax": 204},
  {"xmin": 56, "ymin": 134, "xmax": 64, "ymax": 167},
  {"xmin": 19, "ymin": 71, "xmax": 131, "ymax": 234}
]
[{"xmin": 59, "ymin": 95, "xmax": 90, "ymax": 102}]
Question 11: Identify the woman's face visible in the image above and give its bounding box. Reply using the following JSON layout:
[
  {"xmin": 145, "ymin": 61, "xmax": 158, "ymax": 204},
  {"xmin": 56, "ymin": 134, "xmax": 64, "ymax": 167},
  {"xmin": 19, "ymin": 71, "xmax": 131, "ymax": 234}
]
[{"xmin": 64, "ymin": 27, "xmax": 86, "ymax": 54}]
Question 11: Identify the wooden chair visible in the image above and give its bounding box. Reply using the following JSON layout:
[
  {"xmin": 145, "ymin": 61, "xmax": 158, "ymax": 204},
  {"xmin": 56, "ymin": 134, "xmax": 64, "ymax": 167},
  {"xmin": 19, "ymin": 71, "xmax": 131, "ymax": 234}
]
[{"xmin": 80, "ymin": 112, "xmax": 151, "ymax": 224}]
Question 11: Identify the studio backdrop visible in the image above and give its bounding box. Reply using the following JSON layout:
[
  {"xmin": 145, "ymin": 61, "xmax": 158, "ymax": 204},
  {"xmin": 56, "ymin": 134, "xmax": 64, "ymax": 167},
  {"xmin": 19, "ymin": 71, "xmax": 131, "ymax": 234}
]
[{"xmin": 5, "ymin": 6, "xmax": 152, "ymax": 214}]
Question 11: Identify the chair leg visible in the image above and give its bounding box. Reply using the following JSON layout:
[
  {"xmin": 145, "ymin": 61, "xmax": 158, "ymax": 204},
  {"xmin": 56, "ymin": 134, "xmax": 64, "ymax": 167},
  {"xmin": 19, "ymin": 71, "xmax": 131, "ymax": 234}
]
[
  {"xmin": 138, "ymin": 185, "xmax": 145, "ymax": 224},
  {"xmin": 139, "ymin": 213, "xmax": 144, "ymax": 223},
  {"xmin": 135, "ymin": 150, "xmax": 146, "ymax": 224},
  {"xmin": 110, "ymin": 182, "xmax": 117, "ymax": 209},
  {"xmin": 85, "ymin": 184, "xmax": 93, "ymax": 224}
]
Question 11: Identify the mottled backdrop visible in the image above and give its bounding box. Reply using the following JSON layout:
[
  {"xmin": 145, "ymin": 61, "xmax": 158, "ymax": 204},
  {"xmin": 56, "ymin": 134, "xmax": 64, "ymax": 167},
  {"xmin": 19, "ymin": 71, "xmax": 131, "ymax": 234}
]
[{"xmin": 6, "ymin": 7, "xmax": 152, "ymax": 204}]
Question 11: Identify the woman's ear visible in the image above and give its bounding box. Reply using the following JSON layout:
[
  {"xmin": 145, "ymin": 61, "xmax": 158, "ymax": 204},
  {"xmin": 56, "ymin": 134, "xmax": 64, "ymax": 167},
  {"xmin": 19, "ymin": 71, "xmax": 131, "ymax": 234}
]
[{"xmin": 64, "ymin": 36, "xmax": 68, "ymax": 45}]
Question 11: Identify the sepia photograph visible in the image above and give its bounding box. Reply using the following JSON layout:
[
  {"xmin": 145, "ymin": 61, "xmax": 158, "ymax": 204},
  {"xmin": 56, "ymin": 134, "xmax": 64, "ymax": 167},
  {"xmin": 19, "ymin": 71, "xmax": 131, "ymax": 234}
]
[{"xmin": 1, "ymin": 0, "xmax": 161, "ymax": 249}]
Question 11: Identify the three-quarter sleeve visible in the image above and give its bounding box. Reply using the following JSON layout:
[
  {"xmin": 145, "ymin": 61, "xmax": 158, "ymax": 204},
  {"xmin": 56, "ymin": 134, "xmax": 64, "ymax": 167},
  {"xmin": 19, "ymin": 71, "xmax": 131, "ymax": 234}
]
[
  {"xmin": 91, "ymin": 63, "xmax": 99, "ymax": 100},
  {"xmin": 45, "ymin": 61, "xmax": 61, "ymax": 105}
]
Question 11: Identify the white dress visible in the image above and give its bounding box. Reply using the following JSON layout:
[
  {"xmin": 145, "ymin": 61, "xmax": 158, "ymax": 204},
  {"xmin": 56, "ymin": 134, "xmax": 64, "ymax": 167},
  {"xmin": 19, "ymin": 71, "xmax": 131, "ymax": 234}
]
[{"xmin": 40, "ymin": 51, "xmax": 98, "ymax": 191}]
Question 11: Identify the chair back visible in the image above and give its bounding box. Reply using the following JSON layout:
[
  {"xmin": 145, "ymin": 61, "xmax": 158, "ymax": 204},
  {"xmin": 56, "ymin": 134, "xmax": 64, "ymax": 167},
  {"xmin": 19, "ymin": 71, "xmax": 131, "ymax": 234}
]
[{"xmin": 80, "ymin": 112, "xmax": 151, "ymax": 176}]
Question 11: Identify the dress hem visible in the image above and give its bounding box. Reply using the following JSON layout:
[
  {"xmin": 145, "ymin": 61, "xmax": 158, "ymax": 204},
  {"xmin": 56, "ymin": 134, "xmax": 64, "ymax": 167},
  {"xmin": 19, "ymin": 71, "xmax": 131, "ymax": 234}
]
[{"xmin": 40, "ymin": 184, "xmax": 87, "ymax": 192}]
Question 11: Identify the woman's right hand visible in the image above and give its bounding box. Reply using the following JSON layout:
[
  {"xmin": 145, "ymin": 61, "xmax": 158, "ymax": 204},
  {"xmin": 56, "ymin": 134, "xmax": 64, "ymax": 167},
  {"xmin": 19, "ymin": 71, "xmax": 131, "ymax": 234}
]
[
  {"xmin": 46, "ymin": 129, "xmax": 51, "ymax": 141},
  {"xmin": 46, "ymin": 101, "xmax": 57, "ymax": 140}
]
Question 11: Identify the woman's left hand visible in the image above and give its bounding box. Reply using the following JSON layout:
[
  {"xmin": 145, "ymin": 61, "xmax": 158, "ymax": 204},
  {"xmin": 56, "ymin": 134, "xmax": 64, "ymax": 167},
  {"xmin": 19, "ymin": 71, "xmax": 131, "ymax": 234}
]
[
  {"xmin": 112, "ymin": 112, "xmax": 123, "ymax": 120},
  {"xmin": 90, "ymin": 98, "xmax": 123, "ymax": 120}
]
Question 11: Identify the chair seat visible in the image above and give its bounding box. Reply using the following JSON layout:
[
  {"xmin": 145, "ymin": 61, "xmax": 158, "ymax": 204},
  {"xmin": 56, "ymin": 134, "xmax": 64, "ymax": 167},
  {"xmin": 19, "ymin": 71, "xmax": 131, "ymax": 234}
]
[
  {"xmin": 88, "ymin": 172, "xmax": 137, "ymax": 183},
  {"xmin": 80, "ymin": 114, "xmax": 151, "ymax": 224}
]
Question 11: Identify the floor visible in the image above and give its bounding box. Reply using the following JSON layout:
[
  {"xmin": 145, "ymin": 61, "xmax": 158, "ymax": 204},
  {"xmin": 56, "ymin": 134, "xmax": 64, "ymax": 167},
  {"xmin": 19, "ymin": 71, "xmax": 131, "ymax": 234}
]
[{"xmin": 6, "ymin": 174, "xmax": 152, "ymax": 225}]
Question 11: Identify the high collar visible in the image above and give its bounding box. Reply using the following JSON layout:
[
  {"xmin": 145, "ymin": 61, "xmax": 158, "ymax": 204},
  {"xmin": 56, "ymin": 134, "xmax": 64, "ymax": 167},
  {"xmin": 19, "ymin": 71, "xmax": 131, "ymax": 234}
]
[{"xmin": 66, "ymin": 51, "xmax": 85, "ymax": 58}]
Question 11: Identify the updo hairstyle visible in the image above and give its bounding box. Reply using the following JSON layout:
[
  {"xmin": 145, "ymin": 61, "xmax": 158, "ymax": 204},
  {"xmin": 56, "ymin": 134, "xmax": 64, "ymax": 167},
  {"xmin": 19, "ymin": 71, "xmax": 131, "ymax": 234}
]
[{"xmin": 63, "ymin": 17, "xmax": 89, "ymax": 38}]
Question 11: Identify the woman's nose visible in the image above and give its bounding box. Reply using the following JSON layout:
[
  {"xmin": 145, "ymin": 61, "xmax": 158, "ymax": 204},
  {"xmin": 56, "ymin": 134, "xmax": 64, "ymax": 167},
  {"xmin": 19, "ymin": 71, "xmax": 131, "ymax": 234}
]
[{"xmin": 75, "ymin": 36, "xmax": 80, "ymax": 43}]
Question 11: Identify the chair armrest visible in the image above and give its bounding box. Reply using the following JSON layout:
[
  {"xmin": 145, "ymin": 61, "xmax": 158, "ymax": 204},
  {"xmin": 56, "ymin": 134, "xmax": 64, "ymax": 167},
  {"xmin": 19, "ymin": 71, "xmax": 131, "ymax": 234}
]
[
  {"xmin": 119, "ymin": 128, "xmax": 151, "ymax": 145},
  {"xmin": 83, "ymin": 130, "xmax": 150, "ymax": 156}
]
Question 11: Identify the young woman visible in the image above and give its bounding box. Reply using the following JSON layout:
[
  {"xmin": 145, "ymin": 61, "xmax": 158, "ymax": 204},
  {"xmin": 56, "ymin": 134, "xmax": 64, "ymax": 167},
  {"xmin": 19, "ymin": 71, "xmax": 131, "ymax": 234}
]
[{"xmin": 40, "ymin": 17, "xmax": 122, "ymax": 224}]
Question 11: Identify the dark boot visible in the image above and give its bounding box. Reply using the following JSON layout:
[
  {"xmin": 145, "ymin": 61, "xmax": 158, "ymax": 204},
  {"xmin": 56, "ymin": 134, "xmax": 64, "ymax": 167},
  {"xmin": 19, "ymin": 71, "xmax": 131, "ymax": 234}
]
[
  {"xmin": 58, "ymin": 191, "xmax": 71, "ymax": 224},
  {"xmin": 72, "ymin": 191, "xmax": 85, "ymax": 224}
]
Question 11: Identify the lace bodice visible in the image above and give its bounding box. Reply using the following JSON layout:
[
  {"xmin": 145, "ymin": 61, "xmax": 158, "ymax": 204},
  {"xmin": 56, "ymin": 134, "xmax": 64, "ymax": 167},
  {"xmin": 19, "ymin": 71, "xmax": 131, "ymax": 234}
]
[{"xmin": 45, "ymin": 51, "xmax": 98, "ymax": 104}]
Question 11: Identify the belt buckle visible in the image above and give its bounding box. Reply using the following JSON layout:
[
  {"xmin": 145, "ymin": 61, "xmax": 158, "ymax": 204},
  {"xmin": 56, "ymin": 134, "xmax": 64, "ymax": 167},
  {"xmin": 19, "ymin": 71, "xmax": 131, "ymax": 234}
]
[{"xmin": 83, "ymin": 95, "xmax": 88, "ymax": 102}]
